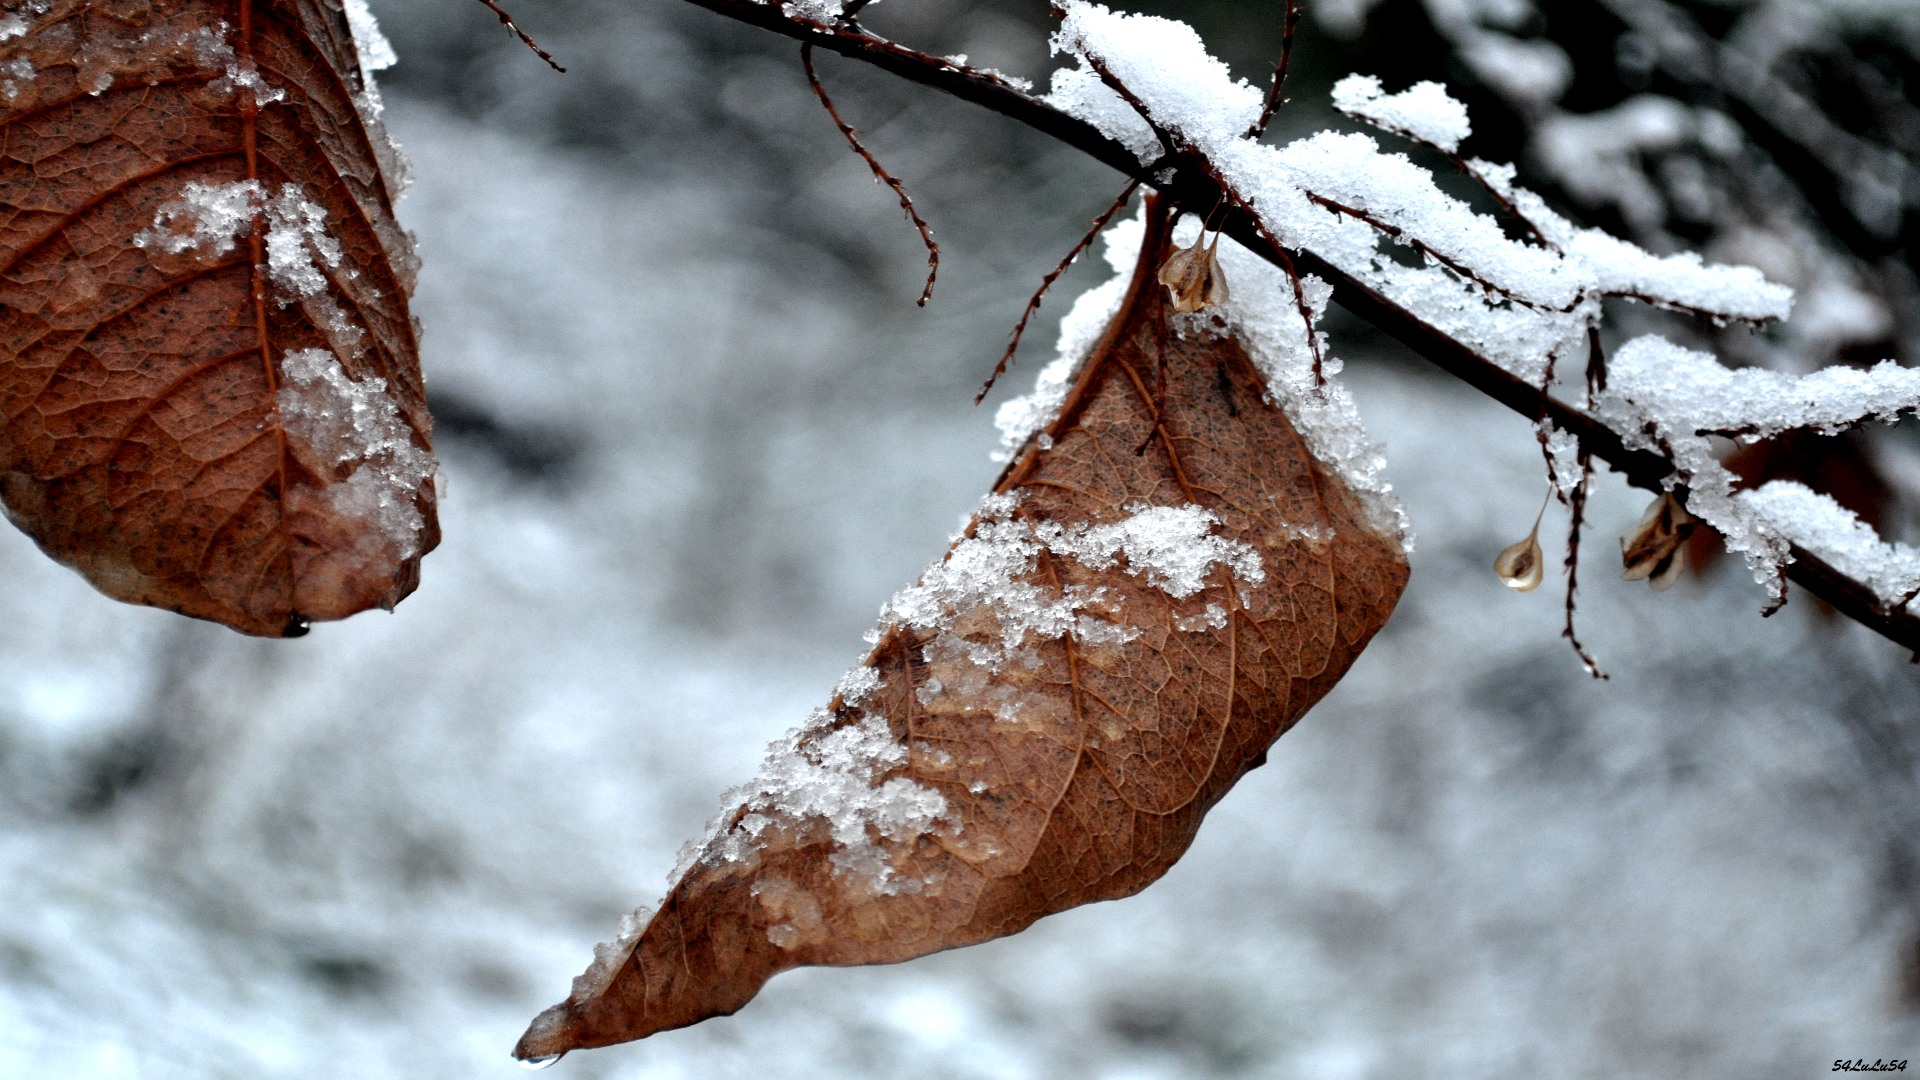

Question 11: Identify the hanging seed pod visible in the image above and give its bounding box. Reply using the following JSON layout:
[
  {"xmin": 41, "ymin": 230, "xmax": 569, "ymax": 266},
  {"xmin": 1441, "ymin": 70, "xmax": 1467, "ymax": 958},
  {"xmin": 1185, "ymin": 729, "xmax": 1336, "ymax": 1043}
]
[
  {"xmin": 1494, "ymin": 490, "xmax": 1550, "ymax": 591},
  {"xmin": 1157, "ymin": 229, "xmax": 1229, "ymax": 313},
  {"xmin": 1494, "ymin": 531, "xmax": 1545, "ymax": 591},
  {"xmin": 1621, "ymin": 491, "xmax": 1697, "ymax": 591}
]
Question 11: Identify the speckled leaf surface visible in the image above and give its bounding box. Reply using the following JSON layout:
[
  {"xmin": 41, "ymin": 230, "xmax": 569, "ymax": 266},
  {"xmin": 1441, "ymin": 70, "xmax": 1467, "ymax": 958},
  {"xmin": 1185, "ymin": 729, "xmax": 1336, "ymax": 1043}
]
[
  {"xmin": 516, "ymin": 203, "xmax": 1410, "ymax": 1059},
  {"xmin": 0, "ymin": 0, "xmax": 433, "ymax": 636}
]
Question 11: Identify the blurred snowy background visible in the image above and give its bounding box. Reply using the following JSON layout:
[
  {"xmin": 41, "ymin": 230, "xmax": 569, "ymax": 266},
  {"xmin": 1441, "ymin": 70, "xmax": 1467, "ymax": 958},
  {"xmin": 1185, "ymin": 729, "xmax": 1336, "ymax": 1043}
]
[{"xmin": 4, "ymin": 0, "xmax": 1920, "ymax": 1076}]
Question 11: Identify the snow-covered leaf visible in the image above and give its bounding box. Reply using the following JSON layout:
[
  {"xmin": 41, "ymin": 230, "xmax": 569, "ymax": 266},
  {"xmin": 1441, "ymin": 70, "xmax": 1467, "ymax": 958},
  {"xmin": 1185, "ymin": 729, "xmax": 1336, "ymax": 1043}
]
[
  {"xmin": 0, "ymin": 0, "xmax": 432, "ymax": 636},
  {"xmin": 514, "ymin": 200, "xmax": 1409, "ymax": 1056}
]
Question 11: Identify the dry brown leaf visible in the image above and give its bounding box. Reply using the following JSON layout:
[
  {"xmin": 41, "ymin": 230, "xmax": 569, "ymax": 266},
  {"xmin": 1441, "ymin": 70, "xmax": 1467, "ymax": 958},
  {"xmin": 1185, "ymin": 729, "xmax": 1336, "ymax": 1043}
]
[
  {"xmin": 515, "ymin": 200, "xmax": 1409, "ymax": 1061},
  {"xmin": 0, "ymin": 0, "xmax": 433, "ymax": 636}
]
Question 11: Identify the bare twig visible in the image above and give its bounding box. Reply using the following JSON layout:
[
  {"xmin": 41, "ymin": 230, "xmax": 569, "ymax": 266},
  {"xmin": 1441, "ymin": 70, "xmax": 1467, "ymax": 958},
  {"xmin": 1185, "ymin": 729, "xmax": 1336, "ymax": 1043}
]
[
  {"xmin": 1585, "ymin": 326, "xmax": 1606, "ymax": 402},
  {"xmin": 672, "ymin": 0, "xmax": 1920, "ymax": 658},
  {"xmin": 802, "ymin": 43, "xmax": 940, "ymax": 306},
  {"xmin": 1233, "ymin": 193, "xmax": 1329, "ymax": 385},
  {"xmin": 471, "ymin": 0, "xmax": 565, "ymax": 73},
  {"xmin": 1562, "ymin": 451, "xmax": 1607, "ymax": 678},
  {"xmin": 977, "ymin": 179, "xmax": 1141, "ymax": 404},
  {"xmin": 1535, "ymin": 346, "xmax": 1569, "ymax": 503},
  {"xmin": 1248, "ymin": 0, "xmax": 1301, "ymax": 139}
]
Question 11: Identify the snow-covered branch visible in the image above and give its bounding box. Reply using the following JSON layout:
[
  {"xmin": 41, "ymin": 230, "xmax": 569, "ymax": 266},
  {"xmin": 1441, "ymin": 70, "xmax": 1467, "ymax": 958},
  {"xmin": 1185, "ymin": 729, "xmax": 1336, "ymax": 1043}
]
[{"xmin": 677, "ymin": 0, "xmax": 1920, "ymax": 656}]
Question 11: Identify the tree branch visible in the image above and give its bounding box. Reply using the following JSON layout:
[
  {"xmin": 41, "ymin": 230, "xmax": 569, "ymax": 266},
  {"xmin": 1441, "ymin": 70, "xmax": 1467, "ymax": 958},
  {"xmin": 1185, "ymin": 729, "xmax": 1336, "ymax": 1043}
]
[{"xmin": 675, "ymin": 0, "xmax": 1920, "ymax": 658}]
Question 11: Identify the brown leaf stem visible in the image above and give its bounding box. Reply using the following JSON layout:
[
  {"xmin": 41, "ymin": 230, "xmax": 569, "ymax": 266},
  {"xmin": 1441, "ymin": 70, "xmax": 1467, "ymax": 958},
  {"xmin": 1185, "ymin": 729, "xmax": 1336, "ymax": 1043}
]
[{"xmin": 802, "ymin": 42, "xmax": 940, "ymax": 306}]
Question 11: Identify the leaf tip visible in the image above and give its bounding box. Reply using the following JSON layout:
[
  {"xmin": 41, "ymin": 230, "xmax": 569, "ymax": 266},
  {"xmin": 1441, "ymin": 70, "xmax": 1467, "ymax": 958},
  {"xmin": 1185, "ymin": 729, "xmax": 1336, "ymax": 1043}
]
[{"xmin": 514, "ymin": 1000, "xmax": 584, "ymax": 1064}]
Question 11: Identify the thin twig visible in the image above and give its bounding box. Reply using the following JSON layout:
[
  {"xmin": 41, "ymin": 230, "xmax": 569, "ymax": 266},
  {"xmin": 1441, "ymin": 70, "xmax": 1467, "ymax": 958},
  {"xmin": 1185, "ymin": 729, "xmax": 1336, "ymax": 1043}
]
[
  {"xmin": 1352, "ymin": 112, "xmax": 1554, "ymax": 248},
  {"xmin": 1084, "ymin": 54, "xmax": 1175, "ymax": 165},
  {"xmin": 1535, "ymin": 346, "xmax": 1568, "ymax": 504},
  {"xmin": 977, "ymin": 179, "xmax": 1141, "ymax": 404},
  {"xmin": 471, "ymin": 0, "xmax": 565, "ymax": 73},
  {"xmin": 1457, "ymin": 159, "xmax": 1552, "ymax": 248},
  {"xmin": 1215, "ymin": 178, "xmax": 1328, "ymax": 385},
  {"xmin": 1303, "ymin": 192, "xmax": 1579, "ymax": 314},
  {"xmin": 1247, "ymin": 0, "xmax": 1301, "ymax": 139},
  {"xmin": 671, "ymin": 0, "xmax": 1920, "ymax": 659},
  {"xmin": 1562, "ymin": 451, "xmax": 1607, "ymax": 678},
  {"xmin": 802, "ymin": 43, "xmax": 940, "ymax": 306}
]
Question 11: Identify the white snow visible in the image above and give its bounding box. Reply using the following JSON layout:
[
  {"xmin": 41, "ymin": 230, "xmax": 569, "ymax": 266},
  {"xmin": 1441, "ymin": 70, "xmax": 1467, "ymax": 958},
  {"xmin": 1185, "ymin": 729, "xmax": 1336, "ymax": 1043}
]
[
  {"xmin": 1536, "ymin": 418, "xmax": 1583, "ymax": 500},
  {"xmin": 1469, "ymin": 162, "xmax": 1793, "ymax": 322},
  {"xmin": 1598, "ymin": 335, "xmax": 1920, "ymax": 604},
  {"xmin": 1042, "ymin": 503, "xmax": 1264, "ymax": 599},
  {"xmin": 215, "ymin": 59, "xmax": 285, "ymax": 108},
  {"xmin": 1044, "ymin": 60, "xmax": 1164, "ymax": 166},
  {"xmin": 342, "ymin": 0, "xmax": 414, "ymax": 200},
  {"xmin": 877, "ymin": 493, "xmax": 1262, "ymax": 655},
  {"xmin": 261, "ymin": 186, "xmax": 345, "ymax": 300},
  {"xmin": 0, "ymin": 14, "xmax": 27, "ymax": 40},
  {"xmin": 783, "ymin": 0, "xmax": 847, "ymax": 22},
  {"xmin": 132, "ymin": 180, "xmax": 345, "ymax": 303},
  {"xmin": 1332, "ymin": 75, "xmax": 1472, "ymax": 153},
  {"xmin": 1601, "ymin": 336, "xmax": 1920, "ymax": 441},
  {"xmin": 277, "ymin": 349, "xmax": 438, "ymax": 557},
  {"xmin": 700, "ymin": 709, "xmax": 952, "ymax": 895},
  {"xmin": 343, "ymin": 0, "xmax": 398, "ymax": 74},
  {"xmin": 1740, "ymin": 481, "xmax": 1920, "ymax": 609},
  {"xmin": 568, "ymin": 905, "xmax": 650, "ymax": 1000},
  {"xmin": 132, "ymin": 180, "xmax": 266, "ymax": 257},
  {"xmin": 832, "ymin": 665, "xmax": 882, "ymax": 708},
  {"xmin": 0, "ymin": 55, "xmax": 31, "ymax": 102},
  {"xmin": 1050, "ymin": 5, "xmax": 1263, "ymax": 149}
]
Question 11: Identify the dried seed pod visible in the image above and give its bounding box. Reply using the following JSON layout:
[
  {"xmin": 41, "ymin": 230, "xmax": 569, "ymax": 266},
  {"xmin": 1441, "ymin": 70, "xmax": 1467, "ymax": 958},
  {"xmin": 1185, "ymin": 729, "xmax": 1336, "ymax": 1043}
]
[
  {"xmin": 1494, "ymin": 491, "xmax": 1549, "ymax": 591},
  {"xmin": 1157, "ymin": 229, "xmax": 1229, "ymax": 312},
  {"xmin": 1621, "ymin": 491, "xmax": 1696, "ymax": 590},
  {"xmin": 1494, "ymin": 531, "xmax": 1545, "ymax": 591}
]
